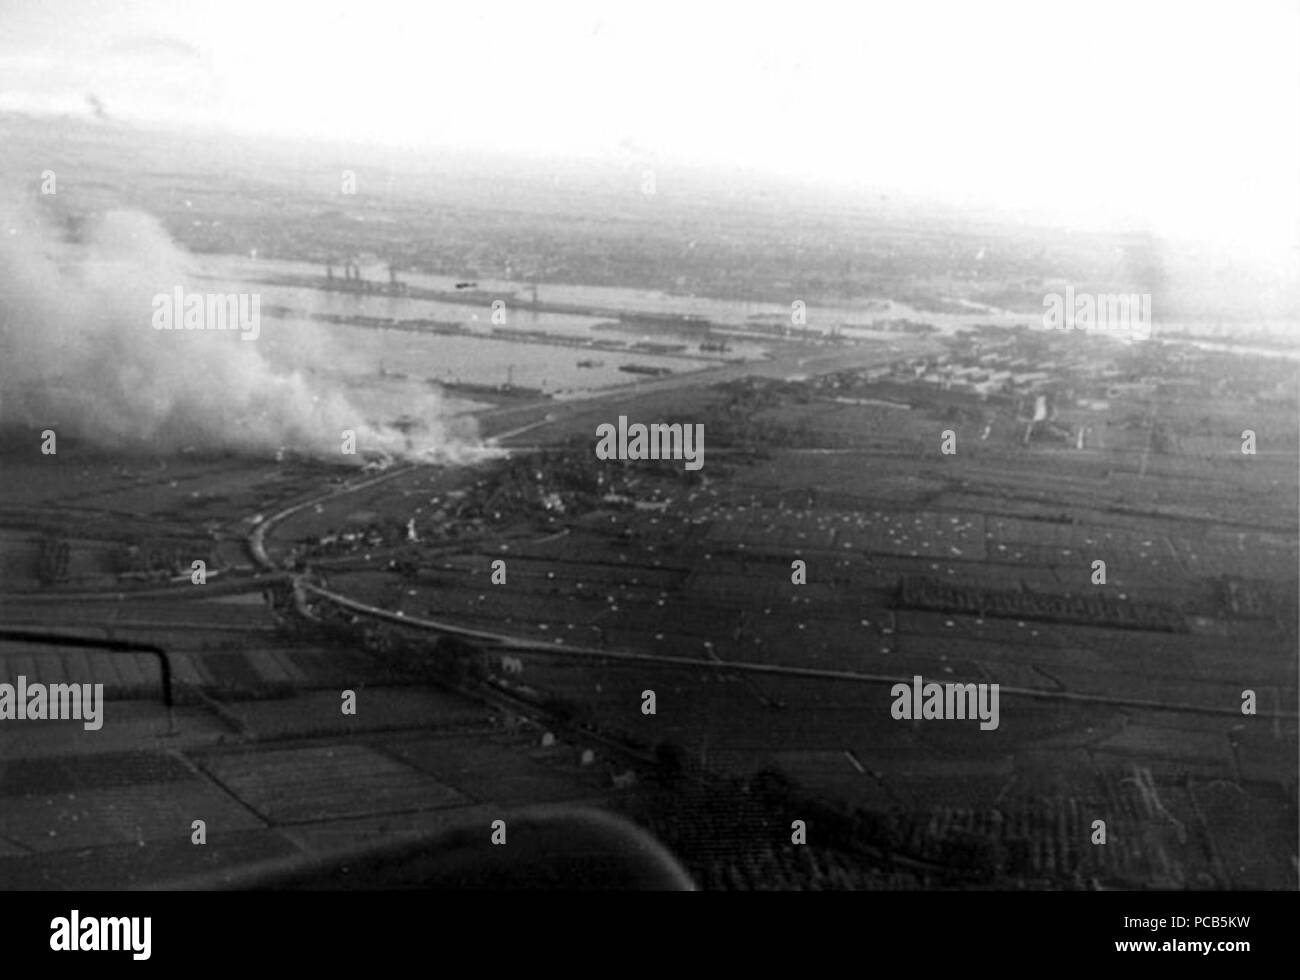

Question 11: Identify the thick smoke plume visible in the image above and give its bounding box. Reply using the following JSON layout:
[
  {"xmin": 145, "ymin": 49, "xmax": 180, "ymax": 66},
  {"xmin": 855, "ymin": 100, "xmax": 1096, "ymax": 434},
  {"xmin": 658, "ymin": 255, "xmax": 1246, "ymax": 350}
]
[{"xmin": 0, "ymin": 196, "xmax": 477, "ymax": 462}]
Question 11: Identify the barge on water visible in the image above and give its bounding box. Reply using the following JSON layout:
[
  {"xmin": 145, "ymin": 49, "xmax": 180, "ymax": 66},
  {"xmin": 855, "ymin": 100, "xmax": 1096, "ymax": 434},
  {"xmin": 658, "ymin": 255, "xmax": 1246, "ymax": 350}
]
[{"xmin": 618, "ymin": 364, "xmax": 673, "ymax": 377}]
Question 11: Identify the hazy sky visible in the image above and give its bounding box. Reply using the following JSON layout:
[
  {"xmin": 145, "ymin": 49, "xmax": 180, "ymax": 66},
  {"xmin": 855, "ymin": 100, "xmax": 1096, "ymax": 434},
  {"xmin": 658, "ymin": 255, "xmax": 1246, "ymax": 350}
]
[{"xmin": 2, "ymin": 0, "xmax": 1297, "ymax": 260}]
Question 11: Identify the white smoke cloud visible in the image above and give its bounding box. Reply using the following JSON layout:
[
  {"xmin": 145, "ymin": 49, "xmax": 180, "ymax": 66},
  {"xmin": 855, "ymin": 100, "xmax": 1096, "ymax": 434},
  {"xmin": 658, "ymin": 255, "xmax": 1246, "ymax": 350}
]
[{"xmin": 0, "ymin": 196, "xmax": 477, "ymax": 462}]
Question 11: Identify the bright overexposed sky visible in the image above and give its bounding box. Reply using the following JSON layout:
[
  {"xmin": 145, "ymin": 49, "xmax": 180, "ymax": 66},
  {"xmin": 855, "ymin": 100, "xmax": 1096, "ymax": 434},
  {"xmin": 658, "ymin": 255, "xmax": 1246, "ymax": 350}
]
[{"xmin": 2, "ymin": 0, "xmax": 1297, "ymax": 260}]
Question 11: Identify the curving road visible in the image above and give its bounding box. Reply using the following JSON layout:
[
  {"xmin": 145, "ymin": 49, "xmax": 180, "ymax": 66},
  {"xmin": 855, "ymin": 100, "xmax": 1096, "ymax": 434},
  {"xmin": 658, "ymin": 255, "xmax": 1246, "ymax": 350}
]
[{"xmin": 242, "ymin": 343, "xmax": 1296, "ymax": 723}]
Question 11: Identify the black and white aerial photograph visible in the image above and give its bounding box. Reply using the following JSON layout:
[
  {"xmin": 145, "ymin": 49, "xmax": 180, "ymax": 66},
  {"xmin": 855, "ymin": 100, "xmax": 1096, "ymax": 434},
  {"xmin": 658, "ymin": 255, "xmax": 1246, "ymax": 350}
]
[{"xmin": 0, "ymin": 0, "xmax": 1296, "ymax": 956}]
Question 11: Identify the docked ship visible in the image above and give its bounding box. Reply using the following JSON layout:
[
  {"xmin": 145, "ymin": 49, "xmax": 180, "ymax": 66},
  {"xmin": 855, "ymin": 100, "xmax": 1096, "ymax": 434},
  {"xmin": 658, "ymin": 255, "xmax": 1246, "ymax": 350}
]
[{"xmin": 618, "ymin": 363, "xmax": 673, "ymax": 377}]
